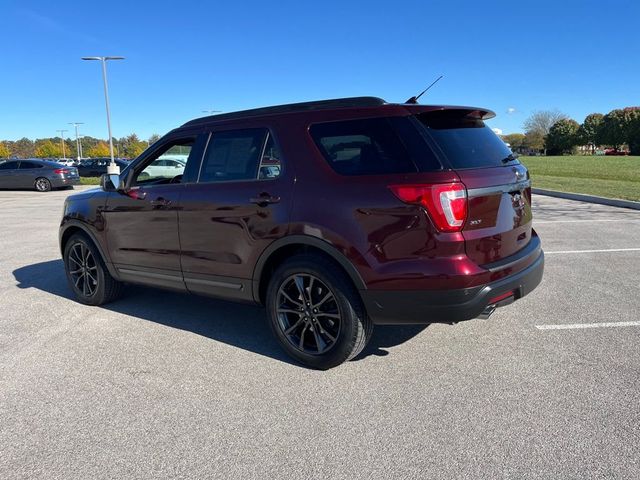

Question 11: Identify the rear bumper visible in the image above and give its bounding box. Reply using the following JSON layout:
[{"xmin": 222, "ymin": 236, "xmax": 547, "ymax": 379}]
[
  {"xmin": 52, "ymin": 176, "xmax": 80, "ymax": 187},
  {"xmin": 361, "ymin": 250, "xmax": 544, "ymax": 325}
]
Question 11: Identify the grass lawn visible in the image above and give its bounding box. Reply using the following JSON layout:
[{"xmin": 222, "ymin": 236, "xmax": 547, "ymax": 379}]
[
  {"xmin": 519, "ymin": 156, "xmax": 640, "ymax": 202},
  {"xmin": 79, "ymin": 177, "xmax": 101, "ymax": 185}
]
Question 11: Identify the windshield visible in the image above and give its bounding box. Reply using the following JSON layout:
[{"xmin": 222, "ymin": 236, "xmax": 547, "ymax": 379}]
[{"xmin": 415, "ymin": 111, "xmax": 517, "ymax": 169}]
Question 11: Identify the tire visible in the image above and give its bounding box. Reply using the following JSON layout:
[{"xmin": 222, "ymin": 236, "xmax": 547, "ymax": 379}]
[
  {"xmin": 34, "ymin": 177, "xmax": 51, "ymax": 192},
  {"xmin": 63, "ymin": 233, "xmax": 124, "ymax": 306},
  {"xmin": 266, "ymin": 254, "xmax": 373, "ymax": 369}
]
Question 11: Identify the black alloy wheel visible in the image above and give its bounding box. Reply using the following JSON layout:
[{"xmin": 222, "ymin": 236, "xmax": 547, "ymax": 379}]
[
  {"xmin": 63, "ymin": 233, "xmax": 123, "ymax": 305},
  {"xmin": 67, "ymin": 241, "xmax": 99, "ymax": 297},
  {"xmin": 276, "ymin": 273, "xmax": 341, "ymax": 354},
  {"xmin": 266, "ymin": 254, "xmax": 373, "ymax": 369}
]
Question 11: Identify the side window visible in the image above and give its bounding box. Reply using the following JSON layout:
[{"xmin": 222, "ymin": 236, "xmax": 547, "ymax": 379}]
[
  {"xmin": 199, "ymin": 129, "xmax": 267, "ymax": 183},
  {"xmin": 258, "ymin": 133, "xmax": 282, "ymax": 179},
  {"xmin": 309, "ymin": 118, "xmax": 418, "ymax": 176},
  {"xmin": 19, "ymin": 162, "xmax": 42, "ymax": 169},
  {"xmin": 0, "ymin": 161, "xmax": 19, "ymax": 170},
  {"xmin": 136, "ymin": 138, "xmax": 195, "ymax": 185}
]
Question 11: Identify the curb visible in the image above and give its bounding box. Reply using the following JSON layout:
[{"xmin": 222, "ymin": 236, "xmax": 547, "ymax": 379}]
[{"xmin": 532, "ymin": 188, "xmax": 640, "ymax": 211}]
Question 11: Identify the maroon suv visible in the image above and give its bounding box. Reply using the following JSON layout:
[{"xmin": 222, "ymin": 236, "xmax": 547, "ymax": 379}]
[{"xmin": 60, "ymin": 97, "xmax": 544, "ymax": 369}]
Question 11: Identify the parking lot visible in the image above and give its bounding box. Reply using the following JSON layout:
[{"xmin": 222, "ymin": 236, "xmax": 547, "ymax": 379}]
[{"xmin": 1, "ymin": 187, "xmax": 639, "ymax": 479}]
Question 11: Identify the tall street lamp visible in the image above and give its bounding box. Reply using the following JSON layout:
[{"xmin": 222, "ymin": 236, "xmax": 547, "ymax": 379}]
[
  {"xmin": 56, "ymin": 129, "xmax": 68, "ymax": 160},
  {"xmin": 69, "ymin": 122, "xmax": 84, "ymax": 161},
  {"xmin": 81, "ymin": 56, "xmax": 124, "ymax": 173}
]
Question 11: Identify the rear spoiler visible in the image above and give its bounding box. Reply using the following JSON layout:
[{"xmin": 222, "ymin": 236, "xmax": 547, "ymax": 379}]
[{"xmin": 402, "ymin": 105, "xmax": 496, "ymax": 120}]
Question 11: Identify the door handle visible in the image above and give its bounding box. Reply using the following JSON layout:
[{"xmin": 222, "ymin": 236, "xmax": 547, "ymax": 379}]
[
  {"xmin": 150, "ymin": 197, "xmax": 172, "ymax": 207},
  {"xmin": 250, "ymin": 194, "xmax": 281, "ymax": 206}
]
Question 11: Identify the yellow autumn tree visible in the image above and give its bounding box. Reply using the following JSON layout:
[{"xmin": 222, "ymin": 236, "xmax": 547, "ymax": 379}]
[
  {"xmin": 85, "ymin": 141, "xmax": 111, "ymax": 157},
  {"xmin": 0, "ymin": 142, "xmax": 10, "ymax": 158}
]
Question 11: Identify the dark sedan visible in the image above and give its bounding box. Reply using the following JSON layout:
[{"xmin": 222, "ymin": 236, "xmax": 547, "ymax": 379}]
[
  {"xmin": 76, "ymin": 158, "xmax": 129, "ymax": 177},
  {"xmin": 0, "ymin": 159, "xmax": 80, "ymax": 191}
]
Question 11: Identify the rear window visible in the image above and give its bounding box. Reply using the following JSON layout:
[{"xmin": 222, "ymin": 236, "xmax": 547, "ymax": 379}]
[
  {"xmin": 310, "ymin": 117, "xmax": 440, "ymax": 176},
  {"xmin": 416, "ymin": 111, "xmax": 516, "ymax": 169}
]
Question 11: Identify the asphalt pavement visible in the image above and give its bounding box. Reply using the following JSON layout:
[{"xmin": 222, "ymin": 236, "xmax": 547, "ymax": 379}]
[{"xmin": 0, "ymin": 187, "xmax": 639, "ymax": 479}]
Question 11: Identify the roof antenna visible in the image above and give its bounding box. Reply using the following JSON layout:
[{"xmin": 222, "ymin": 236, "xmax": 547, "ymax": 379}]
[{"xmin": 405, "ymin": 75, "xmax": 444, "ymax": 104}]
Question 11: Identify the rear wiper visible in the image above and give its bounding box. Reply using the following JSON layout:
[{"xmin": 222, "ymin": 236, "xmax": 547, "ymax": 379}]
[{"xmin": 501, "ymin": 153, "xmax": 518, "ymax": 164}]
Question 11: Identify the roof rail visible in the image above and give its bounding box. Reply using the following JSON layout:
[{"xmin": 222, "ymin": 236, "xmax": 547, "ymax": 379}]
[{"xmin": 182, "ymin": 96, "xmax": 387, "ymax": 126}]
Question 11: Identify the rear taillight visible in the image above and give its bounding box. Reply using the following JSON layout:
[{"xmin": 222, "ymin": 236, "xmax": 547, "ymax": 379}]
[
  {"xmin": 53, "ymin": 168, "xmax": 71, "ymax": 175},
  {"xmin": 389, "ymin": 182, "xmax": 468, "ymax": 232}
]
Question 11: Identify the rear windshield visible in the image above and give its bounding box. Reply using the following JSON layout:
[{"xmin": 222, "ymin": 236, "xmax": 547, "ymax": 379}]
[
  {"xmin": 310, "ymin": 117, "xmax": 441, "ymax": 176},
  {"xmin": 415, "ymin": 111, "xmax": 516, "ymax": 169}
]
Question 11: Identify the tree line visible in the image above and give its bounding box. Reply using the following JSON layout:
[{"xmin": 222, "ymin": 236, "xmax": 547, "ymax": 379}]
[
  {"xmin": 0, "ymin": 133, "xmax": 161, "ymax": 159},
  {"xmin": 503, "ymin": 107, "xmax": 640, "ymax": 155}
]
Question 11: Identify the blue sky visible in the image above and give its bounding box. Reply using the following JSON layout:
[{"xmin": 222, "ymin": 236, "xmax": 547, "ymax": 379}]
[{"xmin": 1, "ymin": 0, "xmax": 638, "ymax": 140}]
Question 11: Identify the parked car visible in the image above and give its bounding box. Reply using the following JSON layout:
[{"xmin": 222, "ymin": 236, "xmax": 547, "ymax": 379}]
[
  {"xmin": 58, "ymin": 159, "xmax": 79, "ymax": 167},
  {"xmin": 138, "ymin": 157, "xmax": 186, "ymax": 181},
  {"xmin": 604, "ymin": 148, "xmax": 629, "ymax": 156},
  {"xmin": 0, "ymin": 159, "xmax": 79, "ymax": 191},
  {"xmin": 59, "ymin": 96, "xmax": 544, "ymax": 369},
  {"xmin": 76, "ymin": 158, "xmax": 130, "ymax": 177}
]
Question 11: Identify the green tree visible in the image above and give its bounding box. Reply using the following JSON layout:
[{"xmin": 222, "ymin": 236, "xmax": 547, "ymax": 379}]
[
  {"xmin": 502, "ymin": 133, "xmax": 526, "ymax": 150},
  {"xmin": 12, "ymin": 138, "xmax": 35, "ymax": 158},
  {"xmin": 34, "ymin": 140, "xmax": 62, "ymax": 158},
  {"xmin": 577, "ymin": 113, "xmax": 604, "ymax": 152},
  {"xmin": 523, "ymin": 109, "xmax": 568, "ymax": 154},
  {"xmin": 85, "ymin": 141, "xmax": 111, "ymax": 157},
  {"xmin": 0, "ymin": 142, "xmax": 10, "ymax": 158},
  {"xmin": 596, "ymin": 109, "xmax": 630, "ymax": 149},
  {"xmin": 545, "ymin": 119, "xmax": 580, "ymax": 154},
  {"xmin": 523, "ymin": 131, "xmax": 545, "ymax": 151},
  {"xmin": 627, "ymin": 108, "xmax": 640, "ymax": 155},
  {"xmin": 119, "ymin": 133, "xmax": 147, "ymax": 158},
  {"xmin": 148, "ymin": 133, "xmax": 161, "ymax": 145}
]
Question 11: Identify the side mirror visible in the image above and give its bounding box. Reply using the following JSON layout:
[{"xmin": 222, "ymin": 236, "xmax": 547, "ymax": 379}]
[{"xmin": 100, "ymin": 173, "xmax": 123, "ymax": 192}]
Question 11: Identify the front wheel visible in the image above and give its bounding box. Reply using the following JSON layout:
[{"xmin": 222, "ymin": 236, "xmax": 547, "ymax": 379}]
[
  {"xmin": 266, "ymin": 254, "xmax": 373, "ymax": 369},
  {"xmin": 63, "ymin": 233, "xmax": 123, "ymax": 305}
]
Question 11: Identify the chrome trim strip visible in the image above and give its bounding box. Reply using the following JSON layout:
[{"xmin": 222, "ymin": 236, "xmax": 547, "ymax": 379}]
[
  {"xmin": 118, "ymin": 268, "xmax": 183, "ymax": 281},
  {"xmin": 467, "ymin": 179, "xmax": 531, "ymax": 198},
  {"xmin": 184, "ymin": 277, "xmax": 243, "ymax": 290}
]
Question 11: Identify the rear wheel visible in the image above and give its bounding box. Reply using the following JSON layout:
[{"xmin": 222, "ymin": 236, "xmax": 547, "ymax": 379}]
[
  {"xmin": 63, "ymin": 233, "xmax": 123, "ymax": 305},
  {"xmin": 266, "ymin": 254, "xmax": 372, "ymax": 369},
  {"xmin": 34, "ymin": 177, "xmax": 51, "ymax": 192}
]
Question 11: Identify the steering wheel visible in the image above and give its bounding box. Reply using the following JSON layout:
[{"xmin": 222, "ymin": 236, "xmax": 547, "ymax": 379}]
[{"xmin": 169, "ymin": 174, "xmax": 183, "ymax": 184}]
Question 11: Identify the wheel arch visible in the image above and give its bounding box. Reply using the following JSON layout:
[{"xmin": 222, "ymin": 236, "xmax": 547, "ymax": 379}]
[
  {"xmin": 60, "ymin": 222, "xmax": 119, "ymax": 279},
  {"xmin": 252, "ymin": 235, "xmax": 367, "ymax": 304}
]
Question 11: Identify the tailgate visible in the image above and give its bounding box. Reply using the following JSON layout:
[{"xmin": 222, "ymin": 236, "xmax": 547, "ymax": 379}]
[{"xmin": 457, "ymin": 164, "xmax": 532, "ymax": 265}]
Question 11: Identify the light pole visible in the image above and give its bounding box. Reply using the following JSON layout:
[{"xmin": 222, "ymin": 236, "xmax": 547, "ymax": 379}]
[
  {"xmin": 56, "ymin": 129, "xmax": 68, "ymax": 160},
  {"xmin": 69, "ymin": 122, "xmax": 84, "ymax": 161},
  {"xmin": 82, "ymin": 56, "xmax": 124, "ymax": 174}
]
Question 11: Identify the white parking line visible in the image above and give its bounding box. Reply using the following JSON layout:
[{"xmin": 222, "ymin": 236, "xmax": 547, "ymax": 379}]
[
  {"xmin": 544, "ymin": 248, "xmax": 640, "ymax": 254},
  {"xmin": 536, "ymin": 321, "xmax": 640, "ymax": 330},
  {"xmin": 535, "ymin": 219, "xmax": 640, "ymax": 224}
]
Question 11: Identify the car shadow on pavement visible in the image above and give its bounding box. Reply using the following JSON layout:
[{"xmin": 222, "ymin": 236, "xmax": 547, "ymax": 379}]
[{"xmin": 13, "ymin": 259, "xmax": 428, "ymax": 368}]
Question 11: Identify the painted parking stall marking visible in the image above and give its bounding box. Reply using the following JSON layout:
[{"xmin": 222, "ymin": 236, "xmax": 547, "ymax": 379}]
[
  {"xmin": 536, "ymin": 321, "xmax": 640, "ymax": 330},
  {"xmin": 544, "ymin": 248, "xmax": 640, "ymax": 254}
]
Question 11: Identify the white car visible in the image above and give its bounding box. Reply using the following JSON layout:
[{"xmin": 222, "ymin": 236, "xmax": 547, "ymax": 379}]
[{"xmin": 141, "ymin": 157, "xmax": 186, "ymax": 179}]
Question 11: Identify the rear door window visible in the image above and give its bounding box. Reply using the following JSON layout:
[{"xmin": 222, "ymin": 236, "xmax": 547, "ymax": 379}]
[
  {"xmin": 415, "ymin": 111, "xmax": 516, "ymax": 169},
  {"xmin": 199, "ymin": 129, "xmax": 268, "ymax": 183},
  {"xmin": 310, "ymin": 117, "xmax": 440, "ymax": 175}
]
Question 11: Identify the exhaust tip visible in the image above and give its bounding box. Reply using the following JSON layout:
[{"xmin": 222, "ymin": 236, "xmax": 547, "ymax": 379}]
[{"xmin": 477, "ymin": 305, "xmax": 496, "ymax": 320}]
